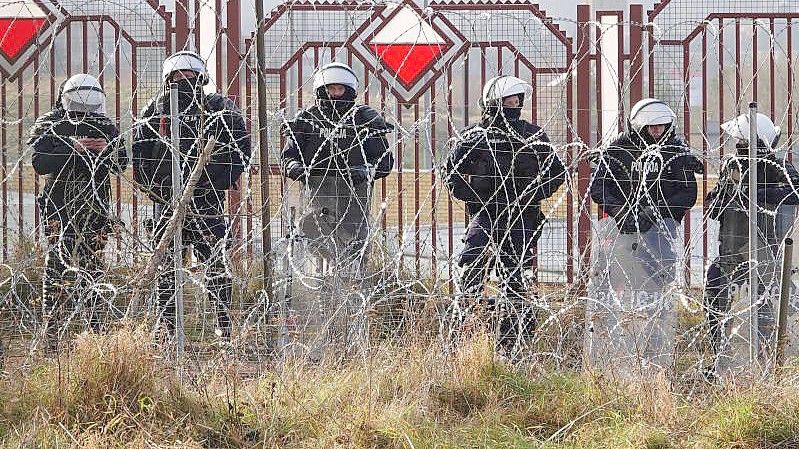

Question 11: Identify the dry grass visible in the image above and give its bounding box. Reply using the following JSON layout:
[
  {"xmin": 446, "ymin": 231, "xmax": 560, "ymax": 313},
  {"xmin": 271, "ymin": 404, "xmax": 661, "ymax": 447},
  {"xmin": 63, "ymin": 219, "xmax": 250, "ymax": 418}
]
[{"xmin": 1, "ymin": 326, "xmax": 799, "ymax": 448}]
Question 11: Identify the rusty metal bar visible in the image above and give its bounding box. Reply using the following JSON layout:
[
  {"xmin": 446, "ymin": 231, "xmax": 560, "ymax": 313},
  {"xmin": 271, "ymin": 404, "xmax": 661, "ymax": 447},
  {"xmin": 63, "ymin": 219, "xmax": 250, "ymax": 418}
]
[
  {"xmin": 630, "ymin": 4, "xmax": 644, "ymax": 104},
  {"xmin": 682, "ymin": 43, "xmax": 692, "ymax": 285},
  {"xmin": 396, "ymin": 100, "xmax": 404, "ymax": 251},
  {"xmin": 17, "ymin": 75, "xmax": 23, "ymax": 239},
  {"xmin": 576, "ymin": 4, "xmax": 592, "ymax": 287},
  {"xmin": 702, "ymin": 28, "xmax": 709, "ymax": 272},
  {"xmin": 430, "ymin": 80, "xmax": 438, "ymax": 279},
  {"xmin": 227, "ymin": 0, "xmax": 243, "ymax": 263},
  {"xmin": 566, "ymin": 38, "xmax": 575, "ymax": 284},
  {"xmin": 753, "ymin": 19, "xmax": 758, "ymax": 103},
  {"xmin": 2, "ymin": 79, "xmax": 7, "ymax": 261},
  {"xmin": 33, "ymin": 58, "xmax": 40, "ymax": 238},
  {"xmin": 414, "ymin": 102, "xmax": 420, "ymax": 275},
  {"xmin": 719, "ymin": 18, "xmax": 725, "ymax": 158},
  {"xmin": 446, "ymin": 64, "xmax": 454, "ymax": 294}
]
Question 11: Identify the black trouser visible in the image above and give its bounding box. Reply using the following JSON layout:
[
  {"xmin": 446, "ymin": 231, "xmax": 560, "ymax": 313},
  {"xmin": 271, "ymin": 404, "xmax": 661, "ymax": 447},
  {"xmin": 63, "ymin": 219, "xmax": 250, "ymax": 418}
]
[
  {"xmin": 704, "ymin": 214, "xmax": 778, "ymax": 359},
  {"xmin": 154, "ymin": 214, "xmax": 232, "ymax": 336},
  {"xmin": 42, "ymin": 219, "xmax": 108, "ymax": 343},
  {"xmin": 455, "ymin": 210, "xmax": 541, "ymax": 350}
]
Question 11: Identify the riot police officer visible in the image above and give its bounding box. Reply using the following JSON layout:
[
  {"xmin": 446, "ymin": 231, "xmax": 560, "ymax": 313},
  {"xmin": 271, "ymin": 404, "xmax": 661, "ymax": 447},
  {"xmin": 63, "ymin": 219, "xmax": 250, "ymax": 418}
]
[
  {"xmin": 587, "ymin": 98, "xmax": 701, "ymax": 374},
  {"xmin": 279, "ymin": 62, "xmax": 393, "ymax": 360},
  {"xmin": 704, "ymin": 112, "xmax": 799, "ymax": 373},
  {"xmin": 132, "ymin": 51, "xmax": 251, "ymax": 339},
  {"xmin": 281, "ymin": 62, "xmax": 394, "ymax": 273},
  {"xmin": 444, "ymin": 75, "xmax": 566, "ymax": 356},
  {"xmin": 30, "ymin": 74, "xmax": 128, "ymax": 350}
]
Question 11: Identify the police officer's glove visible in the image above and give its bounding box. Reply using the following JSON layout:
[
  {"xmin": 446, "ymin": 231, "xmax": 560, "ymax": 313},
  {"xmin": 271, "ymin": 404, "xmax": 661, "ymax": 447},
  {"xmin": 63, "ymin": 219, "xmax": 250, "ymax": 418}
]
[
  {"xmin": 617, "ymin": 206, "xmax": 659, "ymax": 234},
  {"xmin": 618, "ymin": 212, "xmax": 639, "ymax": 234},
  {"xmin": 636, "ymin": 205, "xmax": 659, "ymax": 234},
  {"xmin": 686, "ymin": 155, "xmax": 705, "ymax": 174},
  {"xmin": 285, "ymin": 161, "xmax": 306, "ymax": 182},
  {"xmin": 349, "ymin": 164, "xmax": 370, "ymax": 185}
]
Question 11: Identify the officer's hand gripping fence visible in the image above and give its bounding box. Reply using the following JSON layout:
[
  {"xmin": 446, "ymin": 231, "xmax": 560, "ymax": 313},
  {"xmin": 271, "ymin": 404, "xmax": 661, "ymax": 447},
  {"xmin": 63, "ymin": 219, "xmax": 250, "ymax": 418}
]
[{"xmin": 2, "ymin": 0, "xmax": 799, "ymax": 393}]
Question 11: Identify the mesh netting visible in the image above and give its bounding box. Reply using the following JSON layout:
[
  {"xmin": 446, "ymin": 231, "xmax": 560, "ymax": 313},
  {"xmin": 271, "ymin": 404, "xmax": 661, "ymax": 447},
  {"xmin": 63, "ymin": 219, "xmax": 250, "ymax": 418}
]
[{"xmin": 2, "ymin": 0, "xmax": 799, "ymax": 423}]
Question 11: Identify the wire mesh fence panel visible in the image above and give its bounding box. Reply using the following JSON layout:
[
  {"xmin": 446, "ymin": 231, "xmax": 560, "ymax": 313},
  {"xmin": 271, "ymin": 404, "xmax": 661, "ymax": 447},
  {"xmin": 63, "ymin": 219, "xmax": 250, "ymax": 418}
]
[{"xmin": 1, "ymin": 0, "xmax": 799, "ymax": 400}]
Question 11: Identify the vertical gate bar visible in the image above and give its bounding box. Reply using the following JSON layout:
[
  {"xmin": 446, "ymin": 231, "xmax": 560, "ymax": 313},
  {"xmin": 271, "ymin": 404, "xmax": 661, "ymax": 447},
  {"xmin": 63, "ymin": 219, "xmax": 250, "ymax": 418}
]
[
  {"xmin": 67, "ymin": 24, "xmax": 72, "ymax": 77},
  {"xmin": 736, "ymin": 19, "xmax": 741, "ymax": 108},
  {"xmin": 566, "ymin": 42, "xmax": 575, "ymax": 284},
  {"xmin": 576, "ymin": 4, "xmax": 591, "ymax": 288},
  {"xmin": 131, "ymin": 46, "xmax": 139, "ymax": 253},
  {"xmin": 215, "ymin": 0, "xmax": 223, "ymax": 90},
  {"xmin": 194, "ymin": 0, "xmax": 201, "ymax": 51},
  {"xmin": 297, "ymin": 55, "xmax": 303, "ymax": 111},
  {"xmin": 682, "ymin": 44, "xmax": 692, "ymax": 286},
  {"xmin": 117, "ymin": 28, "xmax": 130, "ymax": 253},
  {"xmin": 530, "ymin": 65, "xmax": 537, "ymax": 122},
  {"xmin": 82, "ymin": 20, "xmax": 88, "ymax": 73},
  {"xmin": 414, "ymin": 103, "xmax": 420, "ymax": 276},
  {"xmin": 617, "ymin": 13, "xmax": 624, "ymax": 130},
  {"xmin": 753, "ymin": 20, "xmax": 758, "ymax": 103},
  {"xmin": 1, "ymin": 80, "xmax": 6, "ymax": 261},
  {"xmin": 530, "ymin": 57, "xmax": 538, "ymax": 284},
  {"xmin": 770, "ymin": 19, "xmax": 776, "ymax": 120},
  {"xmin": 595, "ymin": 13, "xmax": 603, "ymax": 149},
  {"xmin": 380, "ymin": 82, "xmax": 387, "ymax": 231},
  {"xmin": 446, "ymin": 65, "xmax": 454, "ymax": 295},
  {"xmin": 33, "ymin": 59, "xmax": 40, "ymax": 238},
  {"xmin": 17, "ymin": 76, "xmax": 23, "ymax": 239},
  {"xmin": 397, "ymin": 101, "xmax": 404, "ymax": 253},
  {"xmin": 279, "ymin": 72, "xmax": 287, "ymax": 237},
  {"xmin": 630, "ymin": 4, "xmax": 644, "ymax": 104},
  {"xmin": 719, "ymin": 18, "xmax": 725, "ymax": 158},
  {"xmin": 176, "ymin": 0, "xmax": 189, "ymax": 50},
  {"xmin": 702, "ymin": 29, "xmax": 709, "ymax": 274},
  {"xmin": 245, "ymin": 39, "xmax": 254, "ymax": 261},
  {"xmin": 648, "ymin": 16, "xmax": 655, "ymax": 98},
  {"xmin": 98, "ymin": 21, "xmax": 116, "ymax": 262},
  {"xmin": 430, "ymin": 83, "xmax": 438, "ymax": 280},
  {"xmin": 166, "ymin": 11, "xmax": 173, "ymax": 55},
  {"xmin": 788, "ymin": 21, "xmax": 794, "ymax": 150},
  {"xmin": 463, "ymin": 49, "xmax": 469, "ymax": 228},
  {"xmin": 50, "ymin": 39, "xmax": 55, "ymax": 107},
  {"xmin": 227, "ymin": 0, "xmax": 243, "ymax": 263}
]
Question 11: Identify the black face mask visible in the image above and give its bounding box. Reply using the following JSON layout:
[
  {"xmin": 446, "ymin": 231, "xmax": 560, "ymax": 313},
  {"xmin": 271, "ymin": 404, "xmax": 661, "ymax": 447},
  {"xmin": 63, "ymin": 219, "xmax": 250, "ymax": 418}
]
[
  {"xmin": 316, "ymin": 86, "xmax": 356, "ymax": 118},
  {"xmin": 165, "ymin": 78, "xmax": 203, "ymax": 113},
  {"xmin": 502, "ymin": 107, "xmax": 521, "ymax": 121},
  {"xmin": 736, "ymin": 140, "xmax": 771, "ymax": 156},
  {"xmin": 482, "ymin": 107, "xmax": 521, "ymax": 128}
]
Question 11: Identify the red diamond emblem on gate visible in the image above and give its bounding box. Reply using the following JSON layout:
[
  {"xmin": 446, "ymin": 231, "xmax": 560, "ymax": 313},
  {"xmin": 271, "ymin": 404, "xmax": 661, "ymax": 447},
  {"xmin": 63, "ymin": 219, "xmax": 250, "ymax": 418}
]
[
  {"xmin": 368, "ymin": 6, "xmax": 452, "ymax": 88},
  {"xmin": 348, "ymin": 1, "xmax": 466, "ymax": 103},
  {"xmin": 0, "ymin": 17, "xmax": 47, "ymax": 60},
  {"xmin": 0, "ymin": 0, "xmax": 63, "ymax": 78}
]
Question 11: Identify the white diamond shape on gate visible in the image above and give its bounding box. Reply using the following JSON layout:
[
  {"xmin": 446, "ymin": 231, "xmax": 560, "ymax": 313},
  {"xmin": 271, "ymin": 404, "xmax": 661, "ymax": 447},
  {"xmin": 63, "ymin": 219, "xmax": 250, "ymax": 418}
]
[
  {"xmin": 348, "ymin": 1, "xmax": 466, "ymax": 104},
  {"xmin": 0, "ymin": 0, "xmax": 65, "ymax": 78}
]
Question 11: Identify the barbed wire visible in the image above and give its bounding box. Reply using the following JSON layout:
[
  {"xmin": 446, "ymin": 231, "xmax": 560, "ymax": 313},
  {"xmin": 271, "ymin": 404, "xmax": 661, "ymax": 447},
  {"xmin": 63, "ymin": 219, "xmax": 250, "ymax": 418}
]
[{"xmin": 0, "ymin": 0, "xmax": 797, "ymax": 398}]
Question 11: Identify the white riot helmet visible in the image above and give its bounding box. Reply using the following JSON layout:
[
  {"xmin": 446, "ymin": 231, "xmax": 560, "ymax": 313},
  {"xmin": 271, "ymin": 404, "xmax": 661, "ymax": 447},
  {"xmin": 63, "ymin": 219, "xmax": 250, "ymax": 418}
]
[
  {"xmin": 721, "ymin": 112, "xmax": 781, "ymax": 150},
  {"xmin": 312, "ymin": 62, "xmax": 358, "ymax": 91},
  {"xmin": 480, "ymin": 75, "xmax": 533, "ymax": 109},
  {"xmin": 60, "ymin": 74, "xmax": 106, "ymax": 114},
  {"xmin": 629, "ymin": 98, "xmax": 676, "ymax": 130},
  {"xmin": 161, "ymin": 51, "xmax": 209, "ymax": 85}
]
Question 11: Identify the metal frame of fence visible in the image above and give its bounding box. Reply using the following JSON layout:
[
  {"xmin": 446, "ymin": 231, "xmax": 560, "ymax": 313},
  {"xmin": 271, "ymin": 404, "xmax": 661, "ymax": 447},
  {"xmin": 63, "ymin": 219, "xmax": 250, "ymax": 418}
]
[{"xmin": 0, "ymin": 0, "xmax": 797, "ymax": 291}]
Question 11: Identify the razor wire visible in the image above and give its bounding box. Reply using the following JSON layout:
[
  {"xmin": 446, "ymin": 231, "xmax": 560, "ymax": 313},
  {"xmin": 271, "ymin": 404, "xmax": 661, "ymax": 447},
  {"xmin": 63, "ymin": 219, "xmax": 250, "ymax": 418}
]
[{"xmin": 0, "ymin": 0, "xmax": 797, "ymax": 390}]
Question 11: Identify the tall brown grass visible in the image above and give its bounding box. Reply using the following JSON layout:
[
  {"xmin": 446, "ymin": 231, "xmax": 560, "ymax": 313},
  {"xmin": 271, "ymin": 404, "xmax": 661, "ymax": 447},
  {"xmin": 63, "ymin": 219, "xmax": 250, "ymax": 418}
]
[{"xmin": 1, "ymin": 326, "xmax": 799, "ymax": 448}]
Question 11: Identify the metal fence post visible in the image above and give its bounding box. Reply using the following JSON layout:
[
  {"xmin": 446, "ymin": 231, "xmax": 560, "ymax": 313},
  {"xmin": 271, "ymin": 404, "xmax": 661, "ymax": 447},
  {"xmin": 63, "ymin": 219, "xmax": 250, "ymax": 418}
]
[{"xmin": 169, "ymin": 85, "xmax": 185, "ymax": 357}]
